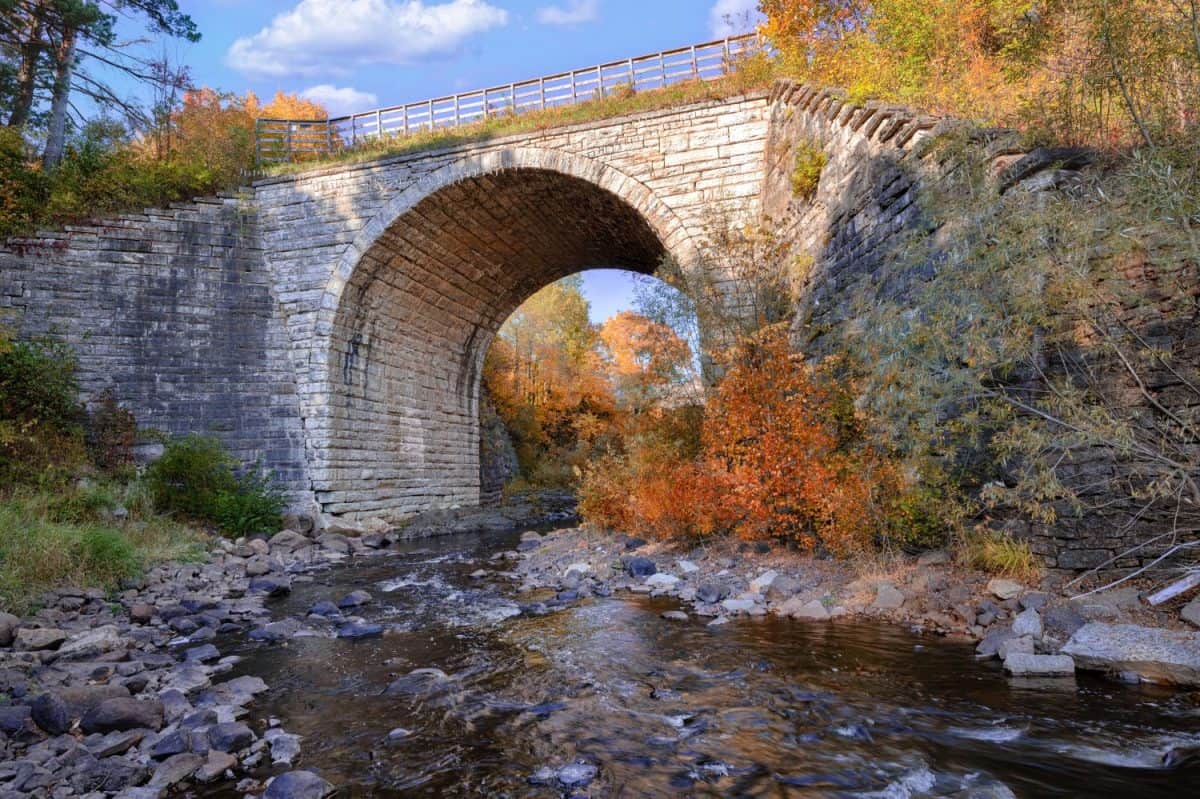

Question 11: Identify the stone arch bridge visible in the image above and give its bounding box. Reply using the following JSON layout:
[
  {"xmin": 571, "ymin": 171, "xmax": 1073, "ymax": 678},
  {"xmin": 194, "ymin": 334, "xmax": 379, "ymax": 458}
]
[{"xmin": 2, "ymin": 83, "xmax": 952, "ymax": 522}]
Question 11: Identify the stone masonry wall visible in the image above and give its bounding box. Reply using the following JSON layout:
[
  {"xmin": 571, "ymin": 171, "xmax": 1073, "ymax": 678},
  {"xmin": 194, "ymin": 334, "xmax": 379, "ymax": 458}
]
[
  {"xmin": 763, "ymin": 79, "xmax": 1200, "ymax": 569},
  {"xmin": 0, "ymin": 198, "xmax": 307, "ymax": 493}
]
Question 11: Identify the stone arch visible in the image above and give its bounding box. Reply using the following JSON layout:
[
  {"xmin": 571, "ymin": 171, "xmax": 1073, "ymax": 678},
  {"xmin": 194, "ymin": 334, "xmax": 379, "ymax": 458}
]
[{"xmin": 306, "ymin": 147, "xmax": 703, "ymax": 520}]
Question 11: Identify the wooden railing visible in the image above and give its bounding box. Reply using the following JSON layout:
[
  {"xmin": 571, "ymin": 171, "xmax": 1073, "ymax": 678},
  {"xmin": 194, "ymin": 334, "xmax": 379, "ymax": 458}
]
[{"xmin": 255, "ymin": 34, "xmax": 761, "ymax": 164}]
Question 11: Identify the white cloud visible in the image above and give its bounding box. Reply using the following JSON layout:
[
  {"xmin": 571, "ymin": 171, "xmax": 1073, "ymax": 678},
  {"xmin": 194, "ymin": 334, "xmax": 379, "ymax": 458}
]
[
  {"xmin": 535, "ymin": 0, "xmax": 598, "ymax": 26},
  {"xmin": 709, "ymin": 0, "xmax": 762, "ymax": 38},
  {"xmin": 299, "ymin": 84, "xmax": 379, "ymax": 115},
  {"xmin": 226, "ymin": 0, "xmax": 509, "ymax": 77}
]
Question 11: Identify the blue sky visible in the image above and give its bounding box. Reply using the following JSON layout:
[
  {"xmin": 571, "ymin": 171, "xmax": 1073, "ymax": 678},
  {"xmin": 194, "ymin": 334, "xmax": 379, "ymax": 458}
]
[{"xmin": 142, "ymin": 0, "xmax": 761, "ymax": 323}]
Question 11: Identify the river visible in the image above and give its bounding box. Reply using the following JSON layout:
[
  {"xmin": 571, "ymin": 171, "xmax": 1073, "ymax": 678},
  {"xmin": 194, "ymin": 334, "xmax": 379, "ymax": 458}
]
[{"xmin": 216, "ymin": 528, "xmax": 1200, "ymax": 797}]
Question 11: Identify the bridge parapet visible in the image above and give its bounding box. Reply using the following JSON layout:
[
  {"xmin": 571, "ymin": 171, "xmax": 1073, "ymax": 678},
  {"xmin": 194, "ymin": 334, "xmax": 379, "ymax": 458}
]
[{"xmin": 255, "ymin": 34, "xmax": 762, "ymax": 164}]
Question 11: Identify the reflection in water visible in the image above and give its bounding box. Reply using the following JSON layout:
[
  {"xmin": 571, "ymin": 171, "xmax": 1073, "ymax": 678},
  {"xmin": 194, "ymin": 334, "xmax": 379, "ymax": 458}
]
[{"xmin": 220, "ymin": 531, "xmax": 1200, "ymax": 798}]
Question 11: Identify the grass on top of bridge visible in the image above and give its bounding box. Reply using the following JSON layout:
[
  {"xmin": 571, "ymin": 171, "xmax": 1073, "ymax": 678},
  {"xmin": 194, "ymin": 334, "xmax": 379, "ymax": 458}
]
[{"xmin": 263, "ymin": 56, "xmax": 776, "ymax": 177}]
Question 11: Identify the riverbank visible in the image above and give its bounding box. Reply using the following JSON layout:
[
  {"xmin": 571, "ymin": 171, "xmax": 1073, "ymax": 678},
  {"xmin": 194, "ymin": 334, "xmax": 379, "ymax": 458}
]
[
  {"xmin": 508, "ymin": 526, "xmax": 1200, "ymax": 688},
  {"xmin": 0, "ymin": 495, "xmax": 573, "ymax": 799}
]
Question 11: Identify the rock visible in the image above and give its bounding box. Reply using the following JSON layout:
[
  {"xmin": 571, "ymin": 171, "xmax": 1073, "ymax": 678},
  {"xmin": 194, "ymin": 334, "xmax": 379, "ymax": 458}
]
[
  {"xmin": 337, "ymin": 590, "xmax": 372, "ymax": 608},
  {"xmin": 765, "ymin": 575, "xmax": 803, "ymax": 602},
  {"xmin": 1011, "ymin": 608, "xmax": 1043, "ymax": 639},
  {"xmin": 88, "ymin": 729, "xmax": 145, "ymax": 757},
  {"xmin": 1020, "ymin": 592, "xmax": 1049, "ymax": 611},
  {"xmin": 269, "ymin": 530, "xmax": 311, "ymax": 552},
  {"xmin": 130, "ymin": 603, "xmax": 155, "ymax": 624},
  {"xmin": 625, "ymin": 557, "xmax": 656, "ymax": 578},
  {"xmin": 872, "ymin": 584, "xmax": 905, "ymax": 611},
  {"xmin": 721, "ymin": 598, "xmax": 756, "ymax": 613},
  {"xmin": 1181, "ymin": 597, "xmax": 1200, "ymax": 629},
  {"xmin": 790, "ymin": 599, "xmax": 831, "ymax": 620},
  {"xmin": 194, "ymin": 750, "xmax": 237, "ymax": 782},
  {"xmin": 0, "ymin": 704, "xmax": 31, "ymax": 735},
  {"xmin": 325, "ymin": 518, "xmax": 366, "ymax": 537},
  {"xmin": 749, "ymin": 570, "xmax": 778, "ymax": 594},
  {"xmin": 0, "ymin": 612, "xmax": 20, "ymax": 646},
  {"xmin": 148, "ymin": 752, "xmax": 203, "ymax": 788},
  {"xmin": 337, "ymin": 623, "xmax": 383, "ymax": 640},
  {"xmin": 244, "ymin": 555, "xmax": 273, "ymax": 577},
  {"xmin": 263, "ymin": 770, "xmax": 334, "ymax": 799},
  {"xmin": 283, "ymin": 512, "xmax": 316, "ymax": 535},
  {"xmin": 997, "ymin": 635, "xmax": 1035, "ymax": 660},
  {"xmin": 30, "ymin": 692, "xmax": 71, "ymax": 735},
  {"xmin": 208, "ymin": 721, "xmax": 255, "ymax": 752},
  {"xmin": 1004, "ymin": 653, "xmax": 1075, "ymax": 676},
  {"xmin": 676, "ymin": 560, "xmax": 700, "ymax": 574},
  {"xmin": 696, "ymin": 582, "xmax": 729, "ymax": 604},
  {"xmin": 248, "ymin": 576, "xmax": 291, "ymax": 597},
  {"xmin": 184, "ymin": 643, "xmax": 221, "ymax": 663},
  {"xmin": 362, "ymin": 517, "xmax": 390, "ymax": 535},
  {"xmin": 1062, "ymin": 623, "xmax": 1200, "ymax": 686},
  {"xmin": 557, "ymin": 762, "xmax": 598, "ymax": 787},
  {"xmin": 987, "ymin": 578, "xmax": 1024, "ymax": 601},
  {"xmin": 976, "ymin": 628, "xmax": 1016, "ymax": 659},
  {"xmin": 661, "ymin": 611, "xmax": 689, "ymax": 622},
  {"xmin": 265, "ymin": 728, "xmax": 302, "ymax": 764},
  {"xmin": 317, "ymin": 533, "xmax": 352, "ymax": 553},
  {"xmin": 1044, "ymin": 605, "xmax": 1087, "ymax": 639},
  {"xmin": 308, "ymin": 601, "xmax": 341, "ymax": 618},
  {"xmin": 563, "ymin": 562, "xmax": 592, "ymax": 577},
  {"xmin": 387, "ymin": 727, "xmax": 411, "ymax": 740},
  {"xmin": 81, "ymin": 697, "xmax": 164, "ymax": 733},
  {"xmin": 622, "ymin": 536, "xmax": 647, "ymax": 550},
  {"xmin": 14, "ymin": 627, "xmax": 67, "ymax": 651},
  {"xmin": 644, "ymin": 573, "xmax": 679, "ymax": 589},
  {"xmin": 917, "ymin": 550, "xmax": 950, "ymax": 566}
]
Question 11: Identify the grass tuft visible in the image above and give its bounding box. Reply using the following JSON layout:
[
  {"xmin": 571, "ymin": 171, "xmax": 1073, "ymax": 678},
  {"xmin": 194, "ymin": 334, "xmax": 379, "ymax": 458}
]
[
  {"xmin": 958, "ymin": 531, "xmax": 1041, "ymax": 582},
  {"xmin": 0, "ymin": 485, "xmax": 205, "ymax": 614}
]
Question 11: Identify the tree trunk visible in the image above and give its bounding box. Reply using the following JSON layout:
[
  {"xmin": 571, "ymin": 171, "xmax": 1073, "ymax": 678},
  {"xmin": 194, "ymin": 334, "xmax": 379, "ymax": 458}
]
[
  {"xmin": 7, "ymin": 1, "xmax": 49, "ymax": 129},
  {"xmin": 42, "ymin": 23, "xmax": 77, "ymax": 168}
]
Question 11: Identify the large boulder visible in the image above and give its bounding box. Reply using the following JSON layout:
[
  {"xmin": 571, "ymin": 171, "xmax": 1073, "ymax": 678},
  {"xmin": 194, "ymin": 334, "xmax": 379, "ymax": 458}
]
[
  {"xmin": 625, "ymin": 556, "xmax": 657, "ymax": 578},
  {"xmin": 1062, "ymin": 622, "xmax": 1200, "ymax": 686},
  {"xmin": 81, "ymin": 697, "xmax": 164, "ymax": 733},
  {"xmin": 1004, "ymin": 653, "xmax": 1075, "ymax": 677},
  {"xmin": 14, "ymin": 627, "xmax": 67, "ymax": 651},
  {"xmin": 57, "ymin": 625, "xmax": 125, "ymax": 661}
]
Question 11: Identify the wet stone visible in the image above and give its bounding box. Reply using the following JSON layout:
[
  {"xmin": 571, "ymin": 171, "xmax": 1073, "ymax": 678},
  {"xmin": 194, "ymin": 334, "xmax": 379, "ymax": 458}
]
[
  {"xmin": 263, "ymin": 770, "xmax": 335, "ymax": 799},
  {"xmin": 208, "ymin": 722, "xmax": 255, "ymax": 752},
  {"xmin": 337, "ymin": 590, "xmax": 372, "ymax": 609}
]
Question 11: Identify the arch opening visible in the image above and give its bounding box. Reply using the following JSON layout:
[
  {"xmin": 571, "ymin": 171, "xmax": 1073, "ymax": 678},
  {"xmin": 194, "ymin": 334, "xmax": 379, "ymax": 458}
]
[{"xmin": 318, "ymin": 165, "xmax": 684, "ymax": 520}]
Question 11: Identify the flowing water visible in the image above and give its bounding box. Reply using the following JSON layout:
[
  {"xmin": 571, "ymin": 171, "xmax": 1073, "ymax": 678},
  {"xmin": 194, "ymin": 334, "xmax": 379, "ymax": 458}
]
[{"xmin": 221, "ymin": 529, "xmax": 1200, "ymax": 798}]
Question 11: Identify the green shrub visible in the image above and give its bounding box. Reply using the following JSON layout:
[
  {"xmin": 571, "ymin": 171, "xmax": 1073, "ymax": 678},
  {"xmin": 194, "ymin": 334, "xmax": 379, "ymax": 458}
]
[
  {"xmin": 0, "ymin": 324, "xmax": 87, "ymax": 485},
  {"xmin": 0, "ymin": 127, "xmax": 48, "ymax": 238},
  {"xmin": 883, "ymin": 484, "xmax": 949, "ymax": 551},
  {"xmin": 145, "ymin": 434, "xmax": 237, "ymax": 519},
  {"xmin": 790, "ymin": 142, "xmax": 827, "ymax": 200},
  {"xmin": 145, "ymin": 434, "xmax": 283, "ymax": 536},
  {"xmin": 211, "ymin": 473, "xmax": 285, "ymax": 537}
]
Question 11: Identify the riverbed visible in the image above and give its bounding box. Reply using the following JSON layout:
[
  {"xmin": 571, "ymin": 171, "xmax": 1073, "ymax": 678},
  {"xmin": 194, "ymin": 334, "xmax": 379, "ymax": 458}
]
[{"xmin": 217, "ymin": 528, "xmax": 1200, "ymax": 798}]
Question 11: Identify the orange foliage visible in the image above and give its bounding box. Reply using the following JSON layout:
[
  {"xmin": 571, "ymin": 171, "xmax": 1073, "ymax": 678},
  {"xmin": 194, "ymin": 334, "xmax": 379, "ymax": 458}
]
[
  {"xmin": 759, "ymin": 0, "xmax": 1200, "ymax": 146},
  {"xmin": 580, "ymin": 328, "xmax": 898, "ymax": 554},
  {"xmin": 599, "ymin": 311, "xmax": 693, "ymax": 413}
]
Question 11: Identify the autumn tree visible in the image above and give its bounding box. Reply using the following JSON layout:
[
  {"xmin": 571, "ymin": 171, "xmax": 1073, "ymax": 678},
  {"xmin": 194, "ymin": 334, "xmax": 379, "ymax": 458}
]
[
  {"xmin": 759, "ymin": 0, "xmax": 1200, "ymax": 146},
  {"xmin": 599, "ymin": 311, "xmax": 694, "ymax": 414}
]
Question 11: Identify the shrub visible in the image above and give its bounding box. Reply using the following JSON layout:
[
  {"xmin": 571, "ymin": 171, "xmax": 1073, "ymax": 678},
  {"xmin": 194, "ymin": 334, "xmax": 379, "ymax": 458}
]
[
  {"xmin": 790, "ymin": 142, "xmax": 827, "ymax": 200},
  {"xmin": 145, "ymin": 434, "xmax": 283, "ymax": 536},
  {"xmin": 0, "ymin": 324, "xmax": 87, "ymax": 485},
  {"xmin": 211, "ymin": 473, "xmax": 285, "ymax": 537},
  {"xmin": 883, "ymin": 484, "xmax": 949, "ymax": 551},
  {"xmin": 86, "ymin": 390, "xmax": 137, "ymax": 474}
]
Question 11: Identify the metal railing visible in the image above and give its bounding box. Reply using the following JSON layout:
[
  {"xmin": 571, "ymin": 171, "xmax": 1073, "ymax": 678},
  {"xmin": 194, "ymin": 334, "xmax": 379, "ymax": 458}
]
[{"xmin": 255, "ymin": 34, "xmax": 760, "ymax": 164}]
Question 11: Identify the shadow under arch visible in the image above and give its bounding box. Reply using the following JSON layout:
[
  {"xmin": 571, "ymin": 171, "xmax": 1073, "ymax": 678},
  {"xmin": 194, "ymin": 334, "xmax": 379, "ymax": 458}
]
[{"xmin": 307, "ymin": 147, "xmax": 702, "ymax": 520}]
